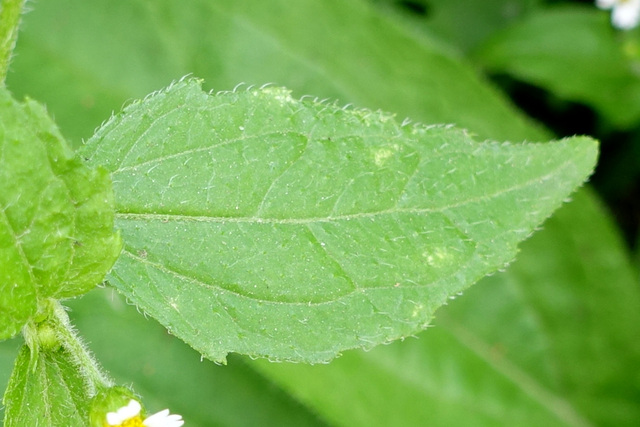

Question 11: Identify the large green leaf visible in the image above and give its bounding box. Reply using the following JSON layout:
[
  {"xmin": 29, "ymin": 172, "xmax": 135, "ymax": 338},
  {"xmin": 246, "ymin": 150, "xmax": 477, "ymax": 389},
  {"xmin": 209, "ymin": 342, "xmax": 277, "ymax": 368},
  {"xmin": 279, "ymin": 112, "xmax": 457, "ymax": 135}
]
[
  {"xmin": 2, "ymin": 345, "xmax": 90, "ymax": 426},
  {"xmin": 0, "ymin": 88, "xmax": 121, "ymax": 340},
  {"xmin": 81, "ymin": 79, "xmax": 597, "ymax": 363},
  {"xmin": 251, "ymin": 188, "xmax": 640, "ymax": 426},
  {"xmin": 475, "ymin": 5, "xmax": 640, "ymax": 128}
]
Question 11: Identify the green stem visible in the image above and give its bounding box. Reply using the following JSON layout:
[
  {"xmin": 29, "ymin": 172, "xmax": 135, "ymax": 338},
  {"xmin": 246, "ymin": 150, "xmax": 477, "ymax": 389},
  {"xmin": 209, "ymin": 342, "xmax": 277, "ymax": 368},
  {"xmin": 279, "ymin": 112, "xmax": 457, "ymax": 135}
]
[
  {"xmin": 0, "ymin": 0, "xmax": 26, "ymax": 85},
  {"xmin": 48, "ymin": 300, "xmax": 114, "ymax": 393}
]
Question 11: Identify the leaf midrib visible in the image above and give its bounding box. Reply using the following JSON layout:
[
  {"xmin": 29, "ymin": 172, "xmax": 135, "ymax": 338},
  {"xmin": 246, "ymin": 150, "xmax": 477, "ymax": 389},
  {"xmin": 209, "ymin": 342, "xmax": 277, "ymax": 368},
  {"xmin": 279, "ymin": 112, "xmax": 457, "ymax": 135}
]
[{"xmin": 113, "ymin": 159, "xmax": 569, "ymax": 225}]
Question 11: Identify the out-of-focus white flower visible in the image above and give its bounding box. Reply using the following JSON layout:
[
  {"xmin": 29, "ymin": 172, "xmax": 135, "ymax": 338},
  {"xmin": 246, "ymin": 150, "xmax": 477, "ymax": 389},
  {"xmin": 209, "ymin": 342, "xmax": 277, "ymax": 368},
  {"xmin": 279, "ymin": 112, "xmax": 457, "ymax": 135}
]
[
  {"xmin": 597, "ymin": 0, "xmax": 640, "ymax": 30},
  {"xmin": 597, "ymin": 0, "xmax": 617, "ymax": 8},
  {"xmin": 105, "ymin": 399, "xmax": 184, "ymax": 427}
]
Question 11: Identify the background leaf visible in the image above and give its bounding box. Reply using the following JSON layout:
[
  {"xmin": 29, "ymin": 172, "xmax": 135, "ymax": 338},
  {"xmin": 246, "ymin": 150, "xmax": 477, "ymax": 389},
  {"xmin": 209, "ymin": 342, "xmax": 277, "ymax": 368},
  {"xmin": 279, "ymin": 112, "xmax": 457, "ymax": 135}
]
[
  {"xmin": 2, "ymin": 345, "xmax": 90, "ymax": 426},
  {"xmin": 370, "ymin": 0, "xmax": 542, "ymax": 53},
  {"xmin": 474, "ymin": 5, "xmax": 640, "ymax": 129},
  {"xmin": 6, "ymin": 0, "xmax": 547, "ymax": 144},
  {"xmin": 81, "ymin": 79, "xmax": 597, "ymax": 363}
]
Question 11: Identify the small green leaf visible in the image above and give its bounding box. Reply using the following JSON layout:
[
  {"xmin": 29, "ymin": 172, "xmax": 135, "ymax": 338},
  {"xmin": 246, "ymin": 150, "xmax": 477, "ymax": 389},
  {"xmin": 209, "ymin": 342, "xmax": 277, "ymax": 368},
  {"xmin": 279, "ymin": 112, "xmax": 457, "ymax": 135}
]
[
  {"xmin": 2, "ymin": 345, "xmax": 90, "ymax": 426},
  {"xmin": 81, "ymin": 79, "xmax": 598, "ymax": 363},
  {"xmin": 0, "ymin": 88, "xmax": 121, "ymax": 340}
]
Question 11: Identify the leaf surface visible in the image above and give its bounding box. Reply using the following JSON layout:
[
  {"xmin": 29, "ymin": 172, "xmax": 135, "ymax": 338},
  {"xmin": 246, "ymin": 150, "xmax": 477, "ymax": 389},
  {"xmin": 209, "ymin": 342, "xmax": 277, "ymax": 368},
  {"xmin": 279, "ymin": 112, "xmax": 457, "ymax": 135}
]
[
  {"xmin": 0, "ymin": 89, "xmax": 69, "ymax": 338},
  {"xmin": 252, "ymin": 189, "xmax": 640, "ymax": 426},
  {"xmin": 2, "ymin": 345, "xmax": 90, "ymax": 426},
  {"xmin": 81, "ymin": 79, "xmax": 597, "ymax": 363},
  {"xmin": 0, "ymin": 88, "xmax": 121, "ymax": 340}
]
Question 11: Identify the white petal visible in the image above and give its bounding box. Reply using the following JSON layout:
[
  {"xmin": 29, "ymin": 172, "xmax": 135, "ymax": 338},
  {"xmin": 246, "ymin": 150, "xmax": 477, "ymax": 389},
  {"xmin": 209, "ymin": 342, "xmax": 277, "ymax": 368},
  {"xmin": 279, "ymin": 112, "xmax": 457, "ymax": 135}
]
[
  {"xmin": 143, "ymin": 408, "xmax": 185, "ymax": 427},
  {"xmin": 612, "ymin": 0, "xmax": 640, "ymax": 28},
  {"xmin": 106, "ymin": 412, "xmax": 124, "ymax": 425},
  {"xmin": 122, "ymin": 400, "xmax": 143, "ymax": 418},
  {"xmin": 106, "ymin": 400, "xmax": 142, "ymax": 425},
  {"xmin": 596, "ymin": 0, "xmax": 616, "ymax": 10}
]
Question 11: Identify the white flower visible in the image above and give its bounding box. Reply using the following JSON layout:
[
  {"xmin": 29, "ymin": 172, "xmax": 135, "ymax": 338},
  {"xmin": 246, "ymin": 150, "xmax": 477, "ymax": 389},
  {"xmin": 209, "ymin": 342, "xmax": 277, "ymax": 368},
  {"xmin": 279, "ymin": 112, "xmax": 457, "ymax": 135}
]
[
  {"xmin": 106, "ymin": 399, "xmax": 184, "ymax": 427},
  {"xmin": 596, "ymin": 0, "xmax": 640, "ymax": 30}
]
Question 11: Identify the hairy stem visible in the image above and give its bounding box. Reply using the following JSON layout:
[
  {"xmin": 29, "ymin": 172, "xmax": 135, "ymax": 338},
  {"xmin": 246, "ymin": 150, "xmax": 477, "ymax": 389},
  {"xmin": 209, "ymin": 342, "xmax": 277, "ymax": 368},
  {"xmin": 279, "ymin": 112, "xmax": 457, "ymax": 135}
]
[
  {"xmin": 49, "ymin": 300, "xmax": 114, "ymax": 393},
  {"xmin": 0, "ymin": 0, "xmax": 26, "ymax": 85}
]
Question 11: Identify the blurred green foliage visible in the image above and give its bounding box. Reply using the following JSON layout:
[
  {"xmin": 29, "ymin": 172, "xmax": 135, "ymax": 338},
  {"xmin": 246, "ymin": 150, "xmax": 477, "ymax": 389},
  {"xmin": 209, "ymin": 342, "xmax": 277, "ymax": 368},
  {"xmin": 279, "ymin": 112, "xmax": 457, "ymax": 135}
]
[{"xmin": 2, "ymin": 0, "xmax": 639, "ymax": 426}]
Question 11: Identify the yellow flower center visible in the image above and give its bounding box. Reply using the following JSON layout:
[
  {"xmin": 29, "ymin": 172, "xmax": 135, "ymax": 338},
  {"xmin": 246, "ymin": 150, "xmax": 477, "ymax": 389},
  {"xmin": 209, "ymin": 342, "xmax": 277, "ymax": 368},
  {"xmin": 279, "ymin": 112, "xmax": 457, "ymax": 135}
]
[{"xmin": 104, "ymin": 416, "xmax": 145, "ymax": 427}]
